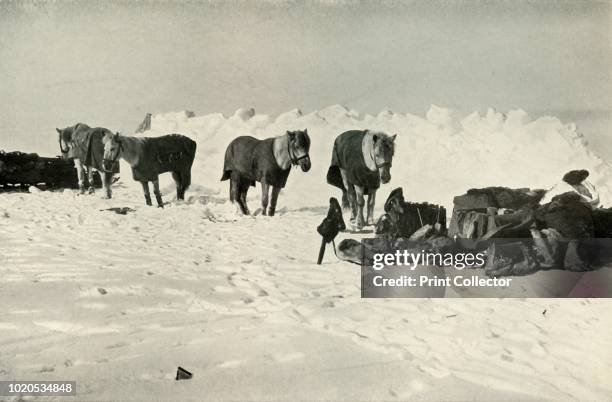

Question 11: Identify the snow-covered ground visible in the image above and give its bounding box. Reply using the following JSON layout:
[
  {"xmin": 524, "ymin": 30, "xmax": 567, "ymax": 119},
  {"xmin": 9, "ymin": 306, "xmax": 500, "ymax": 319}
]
[{"xmin": 1, "ymin": 106, "xmax": 611, "ymax": 400}]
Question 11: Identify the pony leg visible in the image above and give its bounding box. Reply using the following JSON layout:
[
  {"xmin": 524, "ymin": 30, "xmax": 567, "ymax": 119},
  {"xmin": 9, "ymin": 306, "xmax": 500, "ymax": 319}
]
[
  {"xmin": 172, "ymin": 172, "xmax": 182, "ymax": 200},
  {"xmin": 152, "ymin": 178, "xmax": 163, "ymax": 208},
  {"xmin": 347, "ymin": 185, "xmax": 357, "ymax": 223},
  {"xmin": 181, "ymin": 170, "xmax": 191, "ymax": 198},
  {"xmin": 74, "ymin": 159, "xmax": 86, "ymax": 194},
  {"xmin": 230, "ymin": 172, "xmax": 248, "ymax": 215},
  {"xmin": 239, "ymin": 178, "xmax": 250, "ymax": 215},
  {"xmin": 366, "ymin": 190, "xmax": 376, "ymax": 226},
  {"xmin": 87, "ymin": 167, "xmax": 95, "ymax": 194},
  {"xmin": 269, "ymin": 186, "xmax": 281, "ymax": 216},
  {"xmin": 261, "ymin": 182, "xmax": 270, "ymax": 215},
  {"xmin": 341, "ymin": 190, "xmax": 350, "ymax": 210},
  {"xmin": 141, "ymin": 181, "xmax": 152, "ymax": 206},
  {"xmin": 102, "ymin": 172, "xmax": 113, "ymax": 199},
  {"xmin": 354, "ymin": 185, "xmax": 366, "ymax": 229},
  {"xmin": 339, "ymin": 168, "xmax": 351, "ymax": 211}
]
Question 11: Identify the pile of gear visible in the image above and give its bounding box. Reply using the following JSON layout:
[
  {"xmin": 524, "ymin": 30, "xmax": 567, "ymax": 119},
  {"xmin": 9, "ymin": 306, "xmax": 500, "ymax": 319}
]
[
  {"xmin": 0, "ymin": 150, "xmax": 98, "ymax": 190},
  {"xmin": 338, "ymin": 169, "xmax": 612, "ymax": 277}
]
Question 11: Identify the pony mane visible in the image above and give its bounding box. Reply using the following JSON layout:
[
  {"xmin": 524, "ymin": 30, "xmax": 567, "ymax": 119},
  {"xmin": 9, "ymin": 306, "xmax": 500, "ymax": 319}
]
[
  {"xmin": 101, "ymin": 130, "xmax": 118, "ymax": 144},
  {"xmin": 290, "ymin": 130, "xmax": 311, "ymax": 150},
  {"xmin": 369, "ymin": 130, "xmax": 395, "ymax": 155}
]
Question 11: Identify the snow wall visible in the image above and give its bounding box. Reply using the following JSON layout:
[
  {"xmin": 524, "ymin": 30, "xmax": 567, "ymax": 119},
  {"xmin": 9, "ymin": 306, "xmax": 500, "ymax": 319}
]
[{"xmin": 138, "ymin": 105, "xmax": 612, "ymax": 213}]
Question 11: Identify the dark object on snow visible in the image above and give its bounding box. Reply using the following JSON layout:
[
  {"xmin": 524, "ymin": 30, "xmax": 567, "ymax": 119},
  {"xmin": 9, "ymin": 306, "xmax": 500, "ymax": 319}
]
[
  {"xmin": 102, "ymin": 207, "xmax": 136, "ymax": 215},
  {"xmin": 135, "ymin": 113, "xmax": 152, "ymax": 134},
  {"xmin": 317, "ymin": 197, "xmax": 346, "ymax": 264},
  {"xmin": 377, "ymin": 188, "xmax": 447, "ymax": 239},
  {"xmin": 175, "ymin": 366, "xmax": 192, "ymax": 381},
  {"xmin": 0, "ymin": 150, "xmax": 100, "ymax": 190},
  {"xmin": 221, "ymin": 131, "xmax": 311, "ymax": 216}
]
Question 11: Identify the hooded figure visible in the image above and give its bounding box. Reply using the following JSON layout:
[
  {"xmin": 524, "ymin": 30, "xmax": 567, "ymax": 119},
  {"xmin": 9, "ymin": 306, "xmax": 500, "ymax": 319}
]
[{"xmin": 540, "ymin": 169, "xmax": 600, "ymax": 208}]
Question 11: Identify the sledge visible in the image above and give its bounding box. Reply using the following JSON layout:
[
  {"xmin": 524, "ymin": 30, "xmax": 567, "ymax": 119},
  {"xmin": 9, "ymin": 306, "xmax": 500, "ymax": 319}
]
[{"xmin": 0, "ymin": 150, "xmax": 101, "ymax": 190}]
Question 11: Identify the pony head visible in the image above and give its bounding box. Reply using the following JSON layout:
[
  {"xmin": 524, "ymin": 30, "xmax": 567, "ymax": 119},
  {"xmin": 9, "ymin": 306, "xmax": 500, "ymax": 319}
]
[
  {"xmin": 371, "ymin": 132, "xmax": 396, "ymax": 184},
  {"xmin": 287, "ymin": 129, "xmax": 311, "ymax": 172},
  {"xmin": 102, "ymin": 132, "xmax": 123, "ymax": 172},
  {"xmin": 55, "ymin": 127, "xmax": 74, "ymax": 160}
]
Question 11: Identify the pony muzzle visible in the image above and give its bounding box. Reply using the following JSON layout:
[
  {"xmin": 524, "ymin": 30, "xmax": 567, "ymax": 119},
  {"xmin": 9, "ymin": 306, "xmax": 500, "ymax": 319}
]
[
  {"xmin": 298, "ymin": 155, "xmax": 311, "ymax": 172},
  {"xmin": 380, "ymin": 167, "xmax": 391, "ymax": 184}
]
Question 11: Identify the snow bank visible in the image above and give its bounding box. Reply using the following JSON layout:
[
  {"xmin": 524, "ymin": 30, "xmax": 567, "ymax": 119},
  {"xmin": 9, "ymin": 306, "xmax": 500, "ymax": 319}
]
[{"xmin": 139, "ymin": 105, "xmax": 612, "ymax": 212}]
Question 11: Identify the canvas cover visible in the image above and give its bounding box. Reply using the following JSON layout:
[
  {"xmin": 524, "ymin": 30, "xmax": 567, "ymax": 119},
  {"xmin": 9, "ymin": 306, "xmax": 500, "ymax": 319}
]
[
  {"xmin": 130, "ymin": 134, "xmax": 196, "ymax": 182},
  {"xmin": 221, "ymin": 136, "xmax": 291, "ymax": 188}
]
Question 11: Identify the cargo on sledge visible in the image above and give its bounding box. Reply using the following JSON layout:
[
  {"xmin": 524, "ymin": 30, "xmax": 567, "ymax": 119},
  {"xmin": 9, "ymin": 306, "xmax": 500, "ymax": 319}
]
[{"xmin": 0, "ymin": 150, "xmax": 101, "ymax": 190}]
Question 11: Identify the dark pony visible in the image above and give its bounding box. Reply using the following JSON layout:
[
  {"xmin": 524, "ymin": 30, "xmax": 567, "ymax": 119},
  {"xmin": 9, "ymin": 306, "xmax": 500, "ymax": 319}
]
[
  {"xmin": 327, "ymin": 129, "xmax": 396, "ymax": 230},
  {"xmin": 102, "ymin": 132, "xmax": 196, "ymax": 207},
  {"xmin": 221, "ymin": 130, "xmax": 311, "ymax": 216}
]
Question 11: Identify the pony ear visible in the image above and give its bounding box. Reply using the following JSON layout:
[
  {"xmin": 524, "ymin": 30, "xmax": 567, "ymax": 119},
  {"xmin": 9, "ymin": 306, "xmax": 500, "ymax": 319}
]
[
  {"xmin": 56, "ymin": 128, "xmax": 62, "ymax": 134},
  {"xmin": 114, "ymin": 132, "xmax": 120, "ymax": 140},
  {"xmin": 287, "ymin": 131, "xmax": 296, "ymax": 140},
  {"xmin": 391, "ymin": 134, "xmax": 397, "ymax": 142},
  {"xmin": 372, "ymin": 134, "xmax": 379, "ymax": 143}
]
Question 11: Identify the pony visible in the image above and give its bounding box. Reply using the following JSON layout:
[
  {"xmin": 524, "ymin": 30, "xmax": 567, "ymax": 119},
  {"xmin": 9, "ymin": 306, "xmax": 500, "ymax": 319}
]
[
  {"xmin": 102, "ymin": 132, "xmax": 196, "ymax": 207},
  {"xmin": 56, "ymin": 123, "xmax": 118, "ymax": 198},
  {"xmin": 326, "ymin": 129, "xmax": 396, "ymax": 230},
  {"xmin": 221, "ymin": 130, "xmax": 311, "ymax": 216}
]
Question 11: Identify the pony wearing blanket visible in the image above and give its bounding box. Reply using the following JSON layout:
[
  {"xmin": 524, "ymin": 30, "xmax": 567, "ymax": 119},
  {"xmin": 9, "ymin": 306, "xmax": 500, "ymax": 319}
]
[
  {"xmin": 221, "ymin": 130, "xmax": 311, "ymax": 216},
  {"xmin": 327, "ymin": 129, "xmax": 396, "ymax": 230},
  {"xmin": 102, "ymin": 132, "xmax": 196, "ymax": 207},
  {"xmin": 56, "ymin": 123, "xmax": 119, "ymax": 198}
]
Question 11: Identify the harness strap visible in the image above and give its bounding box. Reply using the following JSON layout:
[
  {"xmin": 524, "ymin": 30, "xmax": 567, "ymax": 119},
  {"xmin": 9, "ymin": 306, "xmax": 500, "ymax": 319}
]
[
  {"xmin": 369, "ymin": 148, "xmax": 391, "ymax": 170},
  {"xmin": 287, "ymin": 137, "xmax": 309, "ymax": 166}
]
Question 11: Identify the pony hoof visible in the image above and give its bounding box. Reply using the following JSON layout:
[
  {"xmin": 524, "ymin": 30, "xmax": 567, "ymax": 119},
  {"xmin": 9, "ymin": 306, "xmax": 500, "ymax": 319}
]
[{"xmin": 88, "ymin": 187, "xmax": 95, "ymax": 194}]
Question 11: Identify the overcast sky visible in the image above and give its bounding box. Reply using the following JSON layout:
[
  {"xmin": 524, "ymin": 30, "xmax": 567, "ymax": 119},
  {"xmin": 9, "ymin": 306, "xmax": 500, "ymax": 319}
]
[{"xmin": 1, "ymin": 0, "xmax": 610, "ymax": 151}]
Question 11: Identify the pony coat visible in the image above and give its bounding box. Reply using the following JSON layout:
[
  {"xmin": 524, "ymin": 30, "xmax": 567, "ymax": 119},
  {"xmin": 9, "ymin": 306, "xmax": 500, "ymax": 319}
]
[
  {"xmin": 130, "ymin": 134, "xmax": 196, "ymax": 182},
  {"xmin": 327, "ymin": 130, "xmax": 380, "ymax": 192},
  {"xmin": 221, "ymin": 136, "xmax": 291, "ymax": 188},
  {"xmin": 67, "ymin": 124, "xmax": 119, "ymax": 173}
]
